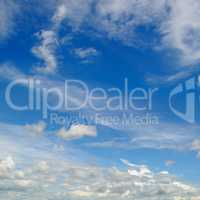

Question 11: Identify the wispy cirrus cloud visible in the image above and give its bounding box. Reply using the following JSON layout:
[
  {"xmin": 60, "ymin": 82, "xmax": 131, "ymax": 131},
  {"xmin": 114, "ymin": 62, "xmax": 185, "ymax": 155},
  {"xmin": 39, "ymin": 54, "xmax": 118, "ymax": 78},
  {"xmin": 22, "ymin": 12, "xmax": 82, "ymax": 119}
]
[
  {"xmin": 165, "ymin": 160, "xmax": 176, "ymax": 167},
  {"xmin": 3, "ymin": 0, "xmax": 200, "ymax": 69},
  {"xmin": 95, "ymin": 0, "xmax": 200, "ymax": 65},
  {"xmin": 31, "ymin": 2, "xmax": 70, "ymax": 75},
  {"xmin": 0, "ymin": 63, "xmax": 26, "ymax": 80},
  {"xmin": 32, "ymin": 30, "xmax": 59, "ymax": 74},
  {"xmin": 45, "ymin": 0, "xmax": 200, "ymax": 67},
  {"xmin": 0, "ymin": 0, "xmax": 19, "ymax": 41},
  {"xmin": 145, "ymin": 68, "xmax": 200, "ymax": 86},
  {"xmin": 94, "ymin": 0, "xmax": 167, "ymax": 44},
  {"xmin": 73, "ymin": 47, "xmax": 99, "ymax": 63},
  {"xmin": 84, "ymin": 121, "xmax": 200, "ymax": 158}
]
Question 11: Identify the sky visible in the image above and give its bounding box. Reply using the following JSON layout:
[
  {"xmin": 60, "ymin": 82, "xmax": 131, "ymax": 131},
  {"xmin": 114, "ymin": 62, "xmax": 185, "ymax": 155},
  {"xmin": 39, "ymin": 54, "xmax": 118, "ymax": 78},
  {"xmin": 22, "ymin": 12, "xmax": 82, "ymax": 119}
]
[{"xmin": 0, "ymin": 0, "xmax": 200, "ymax": 199}]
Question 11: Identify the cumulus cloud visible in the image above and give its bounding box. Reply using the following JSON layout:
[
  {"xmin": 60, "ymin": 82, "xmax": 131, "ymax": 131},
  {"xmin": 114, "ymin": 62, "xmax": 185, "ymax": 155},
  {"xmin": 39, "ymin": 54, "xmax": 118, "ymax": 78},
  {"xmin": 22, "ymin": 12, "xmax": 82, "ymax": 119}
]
[
  {"xmin": 0, "ymin": 156, "xmax": 15, "ymax": 178},
  {"xmin": 0, "ymin": 122, "xmax": 199, "ymax": 199},
  {"xmin": 0, "ymin": 155, "xmax": 199, "ymax": 200},
  {"xmin": 57, "ymin": 124, "xmax": 97, "ymax": 140},
  {"xmin": 121, "ymin": 159, "xmax": 152, "ymax": 178},
  {"xmin": 25, "ymin": 121, "xmax": 46, "ymax": 136},
  {"xmin": 36, "ymin": 161, "xmax": 49, "ymax": 173}
]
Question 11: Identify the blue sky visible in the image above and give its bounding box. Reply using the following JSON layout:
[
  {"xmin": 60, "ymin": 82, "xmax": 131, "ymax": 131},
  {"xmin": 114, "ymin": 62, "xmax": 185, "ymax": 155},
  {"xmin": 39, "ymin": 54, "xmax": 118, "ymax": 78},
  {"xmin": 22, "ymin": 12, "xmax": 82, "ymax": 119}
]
[{"xmin": 0, "ymin": 0, "xmax": 200, "ymax": 199}]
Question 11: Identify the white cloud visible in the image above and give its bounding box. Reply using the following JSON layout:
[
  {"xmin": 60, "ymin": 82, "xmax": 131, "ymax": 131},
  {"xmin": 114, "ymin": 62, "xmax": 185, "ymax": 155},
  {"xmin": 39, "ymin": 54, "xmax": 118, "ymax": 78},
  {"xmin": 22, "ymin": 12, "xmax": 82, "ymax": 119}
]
[
  {"xmin": 95, "ymin": 0, "xmax": 200, "ymax": 65},
  {"xmin": 52, "ymin": 4, "xmax": 68, "ymax": 26},
  {"xmin": 191, "ymin": 140, "xmax": 200, "ymax": 158},
  {"xmin": 121, "ymin": 159, "xmax": 152, "ymax": 178},
  {"xmin": 55, "ymin": 0, "xmax": 92, "ymax": 29},
  {"xmin": 14, "ymin": 179, "xmax": 34, "ymax": 189},
  {"xmin": 36, "ymin": 161, "xmax": 49, "ymax": 173},
  {"xmin": 94, "ymin": 0, "xmax": 200, "ymax": 65},
  {"xmin": 161, "ymin": 0, "xmax": 200, "ymax": 65},
  {"xmin": 2, "ymin": 0, "xmax": 200, "ymax": 67},
  {"xmin": 0, "ymin": 0, "xmax": 19, "ymax": 41},
  {"xmin": 0, "ymin": 122, "xmax": 199, "ymax": 199},
  {"xmin": 21, "ymin": 0, "xmax": 182, "ymax": 77},
  {"xmin": 32, "ymin": 0, "xmax": 94, "ymax": 74},
  {"xmin": 32, "ymin": 30, "xmax": 58, "ymax": 74},
  {"xmin": 0, "ymin": 155, "xmax": 198, "ymax": 200},
  {"xmin": 59, "ymin": 159, "xmax": 200, "ymax": 200},
  {"xmin": 32, "ymin": 2, "xmax": 67, "ymax": 75},
  {"xmin": 0, "ymin": 156, "xmax": 15, "ymax": 178},
  {"xmin": 25, "ymin": 121, "xmax": 46, "ymax": 136},
  {"xmin": 51, "ymin": 0, "xmax": 166, "ymax": 44},
  {"xmin": 57, "ymin": 124, "xmax": 97, "ymax": 140},
  {"xmin": 0, "ymin": 63, "xmax": 26, "ymax": 81},
  {"xmin": 47, "ymin": 0, "xmax": 200, "ymax": 66},
  {"xmin": 145, "ymin": 69, "xmax": 196, "ymax": 86},
  {"xmin": 173, "ymin": 181, "xmax": 195, "ymax": 192},
  {"xmin": 85, "ymin": 121, "xmax": 200, "ymax": 159},
  {"xmin": 165, "ymin": 160, "xmax": 176, "ymax": 167},
  {"xmin": 95, "ymin": 0, "xmax": 166, "ymax": 43},
  {"xmin": 73, "ymin": 47, "xmax": 99, "ymax": 60}
]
